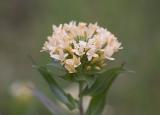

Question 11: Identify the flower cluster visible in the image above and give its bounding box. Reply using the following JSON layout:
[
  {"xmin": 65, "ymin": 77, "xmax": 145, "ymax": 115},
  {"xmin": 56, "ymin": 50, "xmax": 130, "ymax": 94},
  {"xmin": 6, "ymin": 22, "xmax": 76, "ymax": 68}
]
[{"xmin": 41, "ymin": 21, "xmax": 122, "ymax": 73}]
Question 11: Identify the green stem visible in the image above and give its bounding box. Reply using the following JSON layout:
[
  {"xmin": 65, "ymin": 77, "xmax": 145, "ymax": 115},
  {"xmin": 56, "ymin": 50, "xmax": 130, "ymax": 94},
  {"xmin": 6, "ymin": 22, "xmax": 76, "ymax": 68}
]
[{"xmin": 79, "ymin": 82, "xmax": 84, "ymax": 115}]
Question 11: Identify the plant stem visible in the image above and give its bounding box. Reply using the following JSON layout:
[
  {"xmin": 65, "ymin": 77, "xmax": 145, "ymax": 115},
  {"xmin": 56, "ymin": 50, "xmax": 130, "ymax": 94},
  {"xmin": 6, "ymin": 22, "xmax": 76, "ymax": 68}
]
[{"xmin": 79, "ymin": 82, "xmax": 84, "ymax": 115}]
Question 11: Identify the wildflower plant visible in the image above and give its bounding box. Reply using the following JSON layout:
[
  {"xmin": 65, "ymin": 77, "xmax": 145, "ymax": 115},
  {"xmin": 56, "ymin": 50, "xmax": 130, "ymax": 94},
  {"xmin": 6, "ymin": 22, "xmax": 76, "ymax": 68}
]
[{"xmin": 34, "ymin": 21, "xmax": 125, "ymax": 115}]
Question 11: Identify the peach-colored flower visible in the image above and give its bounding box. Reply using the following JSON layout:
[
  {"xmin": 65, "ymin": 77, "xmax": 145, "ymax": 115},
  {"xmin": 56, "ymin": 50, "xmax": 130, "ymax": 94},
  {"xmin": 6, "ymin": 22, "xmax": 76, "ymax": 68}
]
[
  {"xmin": 41, "ymin": 21, "xmax": 122, "ymax": 73},
  {"xmin": 64, "ymin": 55, "xmax": 81, "ymax": 73}
]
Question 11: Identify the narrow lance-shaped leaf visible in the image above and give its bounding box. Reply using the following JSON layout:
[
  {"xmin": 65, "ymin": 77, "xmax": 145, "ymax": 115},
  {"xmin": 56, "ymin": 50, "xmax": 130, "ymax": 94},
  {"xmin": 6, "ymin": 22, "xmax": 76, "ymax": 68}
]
[
  {"xmin": 37, "ymin": 66, "xmax": 78, "ymax": 110},
  {"xmin": 85, "ymin": 91, "xmax": 106, "ymax": 115},
  {"xmin": 46, "ymin": 60, "xmax": 67, "ymax": 76},
  {"xmin": 29, "ymin": 87, "xmax": 65, "ymax": 115},
  {"xmin": 85, "ymin": 65, "xmax": 125, "ymax": 115},
  {"xmin": 83, "ymin": 65, "xmax": 124, "ymax": 96}
]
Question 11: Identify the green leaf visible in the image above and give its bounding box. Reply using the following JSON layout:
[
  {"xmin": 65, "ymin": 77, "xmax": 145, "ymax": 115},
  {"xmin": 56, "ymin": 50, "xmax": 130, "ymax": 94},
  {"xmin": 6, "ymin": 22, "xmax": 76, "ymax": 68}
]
[
  {"xmin": 30, "ymin": 87, "xmax": 65, "ymax": 115},
  {"xmin": 83, "ymin": 65, "xmax": 124, "ymax": 96},
  {"xmin": 37, "ymin": 66, "xmax": 78, "ymax": 110},
  {"xmin": 85, "ymin": 91, "xmax": 106, "ymax": 115},
  {"xmin": 85, "ymin": 65, "xmax": 125, "ymax": 115},
  {"xmin": 47, "ymin": 61, "xmax": 67, "ymax": 76}
]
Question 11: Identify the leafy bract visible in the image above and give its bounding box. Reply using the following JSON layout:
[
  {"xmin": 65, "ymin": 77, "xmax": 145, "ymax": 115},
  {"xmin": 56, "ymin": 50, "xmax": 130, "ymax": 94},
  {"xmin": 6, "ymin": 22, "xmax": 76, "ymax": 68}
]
[
  {"xmin": 85, "ymin": 65, "xmax": 125, "ymax": 115},
  {"xmin": 83, "ymin": 65, "xmax": 124, "ymax": 96},
  {"xmin": 85, "ymin": 91, "xmax": 106, "ymax": 115},
  {"xmin": 36, "ymin": 65, "xmax": 78, "ymax": 110}
]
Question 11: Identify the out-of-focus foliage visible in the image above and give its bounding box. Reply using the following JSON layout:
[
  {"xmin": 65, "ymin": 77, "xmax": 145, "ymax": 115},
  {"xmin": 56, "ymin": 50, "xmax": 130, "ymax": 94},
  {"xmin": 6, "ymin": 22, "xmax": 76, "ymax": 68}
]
[{"xmin": 0, "ymin": 0, "xmax": 160, "ymax": 115}]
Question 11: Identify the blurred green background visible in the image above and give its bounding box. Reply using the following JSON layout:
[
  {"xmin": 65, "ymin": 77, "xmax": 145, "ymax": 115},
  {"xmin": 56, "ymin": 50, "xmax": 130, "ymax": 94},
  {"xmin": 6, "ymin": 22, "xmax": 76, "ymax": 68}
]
[{"xmin": 0, "ymin": 0, "xmax": 160, "ymax": 115}]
